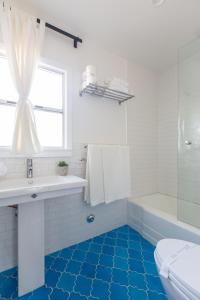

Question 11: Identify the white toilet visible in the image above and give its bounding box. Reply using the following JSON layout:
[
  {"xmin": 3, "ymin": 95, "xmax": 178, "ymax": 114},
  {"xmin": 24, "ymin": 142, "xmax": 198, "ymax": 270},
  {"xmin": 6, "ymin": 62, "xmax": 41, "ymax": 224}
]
[{"xmin": 154, "ymin": 239, "xmax": 200, "ymax": 300}]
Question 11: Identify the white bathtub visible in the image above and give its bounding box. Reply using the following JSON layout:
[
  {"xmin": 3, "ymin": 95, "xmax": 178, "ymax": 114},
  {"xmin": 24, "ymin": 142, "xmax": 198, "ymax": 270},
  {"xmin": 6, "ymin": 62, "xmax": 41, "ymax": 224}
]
[{"xmin": 128, "ymin": 193, "xmax": 200, "ymax": 245}]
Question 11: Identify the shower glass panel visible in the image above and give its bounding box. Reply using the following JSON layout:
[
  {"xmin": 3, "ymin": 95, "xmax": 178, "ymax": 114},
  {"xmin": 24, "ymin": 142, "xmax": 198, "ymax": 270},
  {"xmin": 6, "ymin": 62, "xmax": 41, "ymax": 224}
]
[{"xmin": 178, "ymin": 38, "xmax": 200, "ymax": 228}]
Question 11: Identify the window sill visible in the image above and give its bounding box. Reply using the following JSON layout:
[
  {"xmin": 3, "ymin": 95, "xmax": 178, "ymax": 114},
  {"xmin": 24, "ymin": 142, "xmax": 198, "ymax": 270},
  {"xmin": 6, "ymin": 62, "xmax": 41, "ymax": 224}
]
[{"xmin": 0, "ymin": 148, "xmax": 72, "ymax": 158}]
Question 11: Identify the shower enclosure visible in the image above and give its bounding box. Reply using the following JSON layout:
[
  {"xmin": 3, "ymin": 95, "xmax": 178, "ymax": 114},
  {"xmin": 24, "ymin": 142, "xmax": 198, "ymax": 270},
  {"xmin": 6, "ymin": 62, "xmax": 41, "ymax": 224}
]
[{"xmin": 178, "ymin": 38, "xmax": 200, "ymax": 228}]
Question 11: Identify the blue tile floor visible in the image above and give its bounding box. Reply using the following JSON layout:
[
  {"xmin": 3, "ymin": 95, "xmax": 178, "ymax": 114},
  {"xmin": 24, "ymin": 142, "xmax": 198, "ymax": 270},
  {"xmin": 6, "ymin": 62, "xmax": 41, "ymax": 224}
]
[{"xmin": 0, "ymin": 225, "xmax": 168, "ymax": 300}]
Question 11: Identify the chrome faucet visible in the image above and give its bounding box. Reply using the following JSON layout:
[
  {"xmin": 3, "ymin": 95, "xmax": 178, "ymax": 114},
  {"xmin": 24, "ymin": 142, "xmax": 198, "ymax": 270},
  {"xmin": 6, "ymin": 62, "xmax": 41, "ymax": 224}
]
[{"xmin": 27, "ymin": 158, "xmax": 33, "ymax": 178}]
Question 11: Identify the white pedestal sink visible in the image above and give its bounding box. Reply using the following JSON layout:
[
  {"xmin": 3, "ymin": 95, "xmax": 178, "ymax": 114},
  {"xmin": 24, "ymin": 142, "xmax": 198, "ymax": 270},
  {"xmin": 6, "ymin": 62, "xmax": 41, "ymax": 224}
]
[{"xmin": 0, "ymin": 175, "xmax": 87, "ymax": 296}]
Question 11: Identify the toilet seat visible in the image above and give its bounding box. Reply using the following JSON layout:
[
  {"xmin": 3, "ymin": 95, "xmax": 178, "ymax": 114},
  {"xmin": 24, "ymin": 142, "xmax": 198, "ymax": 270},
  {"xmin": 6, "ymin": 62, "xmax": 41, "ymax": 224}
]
[{"xmin": 155, "ymin": 239, "xmax": 200, "ymax": 300}]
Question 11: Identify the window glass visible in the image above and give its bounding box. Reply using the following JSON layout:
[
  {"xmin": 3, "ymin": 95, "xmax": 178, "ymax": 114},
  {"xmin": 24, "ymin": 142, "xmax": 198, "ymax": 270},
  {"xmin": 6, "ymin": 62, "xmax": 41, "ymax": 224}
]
[{"xmin": 0, "ymin": 56, "xmax": 65, "ymax": 149}]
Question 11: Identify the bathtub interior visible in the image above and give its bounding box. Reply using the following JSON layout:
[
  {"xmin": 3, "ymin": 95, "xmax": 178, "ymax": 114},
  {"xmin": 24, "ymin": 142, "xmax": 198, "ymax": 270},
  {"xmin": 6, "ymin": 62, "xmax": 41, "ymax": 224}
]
[{"xmin": 130, "ymin": 193, "xmax": 177, "ymax": 217}]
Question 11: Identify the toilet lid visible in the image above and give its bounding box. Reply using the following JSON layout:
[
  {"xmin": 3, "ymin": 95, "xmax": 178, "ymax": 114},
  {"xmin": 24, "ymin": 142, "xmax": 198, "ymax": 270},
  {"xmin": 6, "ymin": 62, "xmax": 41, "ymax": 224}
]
[
  {"xmin": 169, "ymin": 246, "xmax": 200, "ymax": 299},
  {"xmin": 155, "ymin": 239, "xmax": 200, "ymax": 299}
]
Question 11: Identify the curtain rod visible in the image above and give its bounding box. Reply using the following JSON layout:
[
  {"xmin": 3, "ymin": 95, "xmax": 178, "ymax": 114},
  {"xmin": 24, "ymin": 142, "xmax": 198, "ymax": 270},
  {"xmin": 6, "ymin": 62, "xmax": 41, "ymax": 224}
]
[{"xmin": 36, "ymin": 18, "xmax": 82, "ymax": 48}]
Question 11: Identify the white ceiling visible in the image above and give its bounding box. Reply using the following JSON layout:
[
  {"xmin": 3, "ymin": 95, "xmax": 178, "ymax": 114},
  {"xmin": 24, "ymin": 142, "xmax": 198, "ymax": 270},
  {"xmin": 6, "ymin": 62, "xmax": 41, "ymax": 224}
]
[{"xmin": 18, "ymin": 0, "xmax": 200, "ymax": 71}]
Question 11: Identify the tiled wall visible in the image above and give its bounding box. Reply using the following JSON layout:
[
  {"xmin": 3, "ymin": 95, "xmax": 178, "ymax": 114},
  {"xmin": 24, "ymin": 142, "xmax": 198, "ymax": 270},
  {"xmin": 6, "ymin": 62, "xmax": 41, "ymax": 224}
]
[
  {"xmin": 158, "ymin": 67, "xmax": 178, "ymax": 197},
  {"xmin": 127, "ymin": 63, "xmax": 158, "ymax": 198},
  {"xmin": 0, "ymin": 143, "xmax": 127, "ymax": 272}
]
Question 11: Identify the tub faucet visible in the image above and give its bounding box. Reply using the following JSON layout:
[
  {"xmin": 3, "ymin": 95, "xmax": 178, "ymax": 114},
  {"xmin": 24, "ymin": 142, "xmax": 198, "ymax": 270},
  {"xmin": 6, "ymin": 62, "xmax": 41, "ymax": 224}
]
[{"xmin": 27, "ymin": 158, "xmax": 33, "ymax": 178}]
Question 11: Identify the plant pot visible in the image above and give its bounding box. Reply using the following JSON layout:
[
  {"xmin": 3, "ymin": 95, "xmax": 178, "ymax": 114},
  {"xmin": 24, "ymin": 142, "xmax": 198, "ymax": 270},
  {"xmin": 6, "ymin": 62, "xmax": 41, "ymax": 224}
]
[{"xmin": 57, "ymin": 166, "xmax": 68, "ymax": 176}]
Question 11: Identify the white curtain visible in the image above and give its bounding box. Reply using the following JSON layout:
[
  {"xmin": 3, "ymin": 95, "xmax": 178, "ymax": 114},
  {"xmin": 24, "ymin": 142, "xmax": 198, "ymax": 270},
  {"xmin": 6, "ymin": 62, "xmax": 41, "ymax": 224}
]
[{"xmin": 0, "ymin": 1, "xmax": 45, "ymax": 154}]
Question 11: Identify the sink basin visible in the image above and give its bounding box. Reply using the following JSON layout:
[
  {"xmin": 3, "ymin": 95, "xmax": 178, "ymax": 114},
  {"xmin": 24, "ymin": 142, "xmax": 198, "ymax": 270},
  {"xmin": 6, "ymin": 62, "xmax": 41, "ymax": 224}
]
[{"xmin": 0, "ymin": 175, "xmax": 87, "ymax": 206}]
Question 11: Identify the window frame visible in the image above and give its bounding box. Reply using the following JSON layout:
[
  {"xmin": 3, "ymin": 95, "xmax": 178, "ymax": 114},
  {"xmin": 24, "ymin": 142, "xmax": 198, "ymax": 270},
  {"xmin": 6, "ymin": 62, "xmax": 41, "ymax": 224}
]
[{"xmin": 0, "ymin": 54, "xmax": 72, "ymax": 158}]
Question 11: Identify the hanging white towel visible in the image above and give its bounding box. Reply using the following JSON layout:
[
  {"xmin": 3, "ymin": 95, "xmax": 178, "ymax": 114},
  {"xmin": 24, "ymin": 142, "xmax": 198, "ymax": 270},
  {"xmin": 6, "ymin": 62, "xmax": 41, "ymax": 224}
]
[
  {"xmin": 102, "ymin": 145, "xmax": 131, "ymax": 204},
  {"xmin": 85, "ymin": 144, "xmax": 131, "ymax": 206},
  {"xmin": 84, "ymin": 145, "xmax": 105, "ymax": 206}
]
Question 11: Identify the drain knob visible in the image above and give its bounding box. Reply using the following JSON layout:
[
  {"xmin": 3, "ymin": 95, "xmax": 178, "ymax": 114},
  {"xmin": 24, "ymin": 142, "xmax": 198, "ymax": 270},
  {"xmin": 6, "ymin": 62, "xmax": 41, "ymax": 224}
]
[{"xmin": 87, "ymin": 214, "xmax": 95, "ymax": 223}]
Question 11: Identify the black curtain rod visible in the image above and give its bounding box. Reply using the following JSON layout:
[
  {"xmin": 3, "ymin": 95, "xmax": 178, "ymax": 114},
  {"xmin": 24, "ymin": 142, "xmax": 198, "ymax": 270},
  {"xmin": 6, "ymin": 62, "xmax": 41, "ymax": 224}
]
[{"xmin": 37, "ymin": 18, "xmax": 82, "ymax": 48}]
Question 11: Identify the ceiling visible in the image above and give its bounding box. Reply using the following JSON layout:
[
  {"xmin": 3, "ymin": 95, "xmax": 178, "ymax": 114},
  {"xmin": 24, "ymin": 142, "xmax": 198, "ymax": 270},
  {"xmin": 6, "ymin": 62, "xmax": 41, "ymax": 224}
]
[{"xmin": 18, "ymin": 0, "xmax": 200, "ymax": 72}]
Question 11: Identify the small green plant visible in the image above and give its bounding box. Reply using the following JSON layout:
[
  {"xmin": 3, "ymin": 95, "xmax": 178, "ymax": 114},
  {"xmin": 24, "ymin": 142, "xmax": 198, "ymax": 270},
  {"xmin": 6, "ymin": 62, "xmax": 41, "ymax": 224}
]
[{"xmin": 58, "ymin": 161, "xmax": 68, "ymax": 167}]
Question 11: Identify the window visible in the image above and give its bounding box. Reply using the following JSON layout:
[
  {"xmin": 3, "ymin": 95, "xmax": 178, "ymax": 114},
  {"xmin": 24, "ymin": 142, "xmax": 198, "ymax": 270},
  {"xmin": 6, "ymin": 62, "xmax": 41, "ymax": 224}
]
[{"xmin": 0, "ymin": 55, "xmax": 71, "ymax": 156}]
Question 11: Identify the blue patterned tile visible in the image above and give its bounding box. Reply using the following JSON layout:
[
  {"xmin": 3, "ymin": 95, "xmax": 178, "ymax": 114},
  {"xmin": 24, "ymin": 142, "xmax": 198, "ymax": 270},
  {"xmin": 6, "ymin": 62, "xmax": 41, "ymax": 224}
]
[
  {"xmin": 93, "ymin": 236, "xmax": 104, "ymax": 244},
  {"xmin": 57, "ymin": 272, "xmax": 76, "ymax": 292},
  {"xmin": 129, "ymin": 228, "xmax": 141, "ymax": 236},
  {"xmin": 143, "ymin": 250, "xmax": 155, "ymax": 263},
  {"xmin": 96, "ymin": 266, "xmax": 112, "ymax": 282},
  {"xmin": 30, "ymin": 287, "xmax": 51, "ymax": 300},
  {"xmin": 128, "ymin": 249, "xmax": 143, "ymax": 261},
  {"xmin": 81, "ymin": 263, "xmax": 96, "ymax": 278},
  {"xmin": 115, "ymin": 246, "xmax": 128, "ymax": 258},
  {"xmin": 129, "ymin": 258, "xmax": 145, "ymax": 273},
  {"xmin": 68, "ymin": 292, "xmax": 87, "ymax": 300},
  {"xmin": 143, "ymin": 261, "xmax": 158, "ymax": 276},
  {"xmin": 50, "ymin": 250, "xmax": 61, "ymax": 258},
  {"xmin": 0, "ymin": 277, "xmax": 17, "ymax": 299},
  {"xmin": 46, "ymin": 269, "xmax": 61, "ymax": 288},
  {"xmin": 146, "ymin": 275, "xmax": 165, "ymax": 294},
  {"xmin": 129, "ymin": 233, "xmax": 140, "ymax": 242},
  {"xmin": 59, "ymin": 248, "xmax": 74, "ymax": 260},
  {"xmin": 51, "ymin": 258, "xmax": 67, "ymax": 272},
  {"xmin": 114, "ymin": 256, "xmax": 128, "ymax": 270},
  {"xmin": 117, "ymin": 232, "xmax": 128, "ymax": 240},
  {"xmin": 112, "ymin": 268, "xmax": 128, "ymax": 285},
  {"xmin": 118, "ymin": 225, "xmax": 130, "ymax": 233},
  {"xmin": 74, "ymin": 275, "xmax": 92, "ymax": 296},
  {"xmin": 102, "ymin": 245, "xmax": 114, "ymax": 256},
  {"xmin": 104, "ymin": 238, "xmax": 116, "ymax": 246},
  {"xmin": 72, "ymin": 250, "xmax": 86, "ymax": 262},
  {"xmin": 0, "ymin": 225, "xmax": 166, "ymax": 300},
  {"xmin": 110, "ymin": 283, "xmax": 129, "ymax": 300},
  {"xmin": 129, "ymin": 271, "xmax": 147, "ymax": 289},
  {"xmin": 129, "ymin": 287, "xmax": 147, "ymax": 300},
  {"xmin": 141, "ymin": 239, "xmax": 155, "ymax": 253},
  {"xmin": 85, "ymin": 252, "xmax": 99, "ymax": 265},
  {"xmin": 116, "ymin": 239, "xmax": 128, "ymax": 248},
  {"xmin": 91, "ymin": 279, "xmax": 109, "ymax": 300},
  {"xmin": 66, "ymin": 260, "xmax": 82, "ymax": 275},
  {"xmin": 128, "ymin": 240, "xmax": 142, "ymax": 251},
  {"xmin": 148, "ymin": 291, "xmax": 167, "ymax": 300},
  {"xmin": 89, "ymin": 243, "xmax": 102, "ymax": 253},
  {"xmin": 1, "ymin": 267, "xmax": 17, "ymax": 278},
  {"xmin": 45, "ymin": 256, "xmax": 55, "ymax": 270},
  {"xmin": 77, "ymin": 241, "xmax": 90, "ymax": 251},
  {"xmin": 99, "ymin": 254, "xmax": 113, "ymax": 267},
  {"xmin": 50, "ymin": 288, "xmax": 69, "ymax": 300},
  {"xmin": 106, "ymin": 231, "xmax": 117, "ymax": 238}
]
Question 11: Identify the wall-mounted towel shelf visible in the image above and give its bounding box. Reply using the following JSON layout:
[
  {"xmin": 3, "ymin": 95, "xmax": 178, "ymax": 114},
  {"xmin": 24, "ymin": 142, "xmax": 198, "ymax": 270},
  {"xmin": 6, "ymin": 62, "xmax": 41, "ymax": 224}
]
[{"xmin": 80, "ymin": 83, "xmax": 134, "ymax": 104}]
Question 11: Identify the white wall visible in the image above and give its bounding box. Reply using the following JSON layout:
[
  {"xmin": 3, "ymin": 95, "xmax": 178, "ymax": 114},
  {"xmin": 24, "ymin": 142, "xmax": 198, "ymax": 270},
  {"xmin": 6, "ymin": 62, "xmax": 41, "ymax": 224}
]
[
  {"xmin": 127, "ymin": 62, "xmax": 158, "ymax": 198},
  {"xmin": 0, "ymin": 28, "xmax": 158, "ymax": 272},
  {"xmin": 158, "ymin": 66, "xmax": 178, "ymax": 197}
]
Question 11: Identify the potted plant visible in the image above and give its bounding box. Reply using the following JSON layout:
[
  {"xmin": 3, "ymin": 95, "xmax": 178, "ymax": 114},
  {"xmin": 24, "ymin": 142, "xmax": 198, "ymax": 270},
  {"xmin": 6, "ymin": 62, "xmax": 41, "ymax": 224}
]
[{"xmin": 57, "ymin": 161, "xmax": 69, "ymax": 176}]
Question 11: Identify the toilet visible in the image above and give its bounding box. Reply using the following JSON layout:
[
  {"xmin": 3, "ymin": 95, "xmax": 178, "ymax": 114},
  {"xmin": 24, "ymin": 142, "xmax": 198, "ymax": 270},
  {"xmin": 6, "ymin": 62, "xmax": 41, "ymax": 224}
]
[{"xmin": 154, "ymin": 239, "xmax": 200, "ymax": 300}]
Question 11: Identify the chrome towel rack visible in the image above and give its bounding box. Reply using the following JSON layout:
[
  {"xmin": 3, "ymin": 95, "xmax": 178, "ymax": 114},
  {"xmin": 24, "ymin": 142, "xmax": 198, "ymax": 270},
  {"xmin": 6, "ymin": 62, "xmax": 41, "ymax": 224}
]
[{"xmin": 80, "ymin": 83, "xmax": 134, "ymax": 105}]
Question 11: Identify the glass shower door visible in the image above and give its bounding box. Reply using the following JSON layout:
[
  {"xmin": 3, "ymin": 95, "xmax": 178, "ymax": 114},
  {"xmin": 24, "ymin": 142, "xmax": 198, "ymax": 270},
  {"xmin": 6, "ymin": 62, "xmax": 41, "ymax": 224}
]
[{"xmin": 178, "ymin": 38, "xmax": 200, "ymax": 228}]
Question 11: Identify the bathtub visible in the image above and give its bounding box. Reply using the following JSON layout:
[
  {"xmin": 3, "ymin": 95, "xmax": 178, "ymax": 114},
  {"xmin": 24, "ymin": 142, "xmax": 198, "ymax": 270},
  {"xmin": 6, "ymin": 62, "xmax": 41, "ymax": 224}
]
[{"xmin": 128, "ymin": 193, "xmax": 200, "ymax": 245}]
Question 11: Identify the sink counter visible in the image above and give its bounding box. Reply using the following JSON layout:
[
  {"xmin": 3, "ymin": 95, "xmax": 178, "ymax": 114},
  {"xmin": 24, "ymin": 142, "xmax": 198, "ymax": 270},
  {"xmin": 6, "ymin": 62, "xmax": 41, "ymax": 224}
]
[{"xmin": 0, "ymin": 175, "xmax": 87, "ymax": 207}]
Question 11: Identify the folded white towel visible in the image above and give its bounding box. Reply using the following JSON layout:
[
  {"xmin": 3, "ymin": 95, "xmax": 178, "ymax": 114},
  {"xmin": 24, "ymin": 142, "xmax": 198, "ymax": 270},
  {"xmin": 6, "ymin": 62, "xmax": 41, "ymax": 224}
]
[
  {"xmin": 84, "ymin": 145, "xmax": 105, "ymax": 206},
  {"xmin": 102, "ymin": 145, "xmax": 131, "ymax": 204}
]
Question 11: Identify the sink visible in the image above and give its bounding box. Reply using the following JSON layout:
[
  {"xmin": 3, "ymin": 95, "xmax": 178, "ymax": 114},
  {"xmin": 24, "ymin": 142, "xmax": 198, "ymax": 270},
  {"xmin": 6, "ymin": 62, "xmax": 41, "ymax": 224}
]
[
  {"xmin": 0, "ymin": 175, "xmax": 87, "ymax": 296},
  {"xmin": 0, "ymin": 175, "xmax": 87, "ymax": 206}
]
